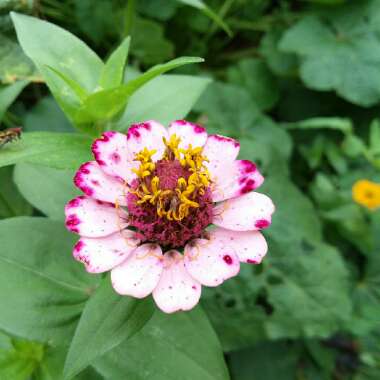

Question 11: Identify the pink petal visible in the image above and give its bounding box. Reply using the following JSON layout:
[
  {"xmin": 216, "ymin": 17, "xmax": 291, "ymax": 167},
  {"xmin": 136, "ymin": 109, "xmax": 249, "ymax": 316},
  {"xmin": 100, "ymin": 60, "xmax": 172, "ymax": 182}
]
[
  {"xmin": 74, "ymin": 161, "xmax": 128, "ymax": 206},
  {"xmin": 65, "ymin": 196, "xmax": 128, "ymax": 237},
  {"xmin": 92, "ymin": 131, "xmax": 136, "ymax": 183},
  {"xmin": 213, "ymin": 192, "xmax": 275, "ymax": 231},
  {"xmin": 184, "ymin": 238, "xmax": 240, "ymax": 287},
  {"xmin": 127, "ymin": 120, "xmax": 168, "ymax": 161},
  {"xmin": 168, "ymin": 120, "xmax": 208, "ymax": 149},
  {"xmin": 211, "ymin": 160, "xmax": 264, "ymax": 202},
  {"xmin": 152, "ymin": 250, "xmax": 201, "ymax": 313},
  {"xmin": 111, "ymin": 244, "xmax": 164, "ymax": 298},
  {"xmin": 210, "ymin": 227, "xmax": 268, "ymax": 264},
  {"xmin": 203, "ymin": 134, "xmax": 240, "ymax": 175},
  {"xmin": 73, "ymin": 230, "xmax": 140, "ymax": 273}
]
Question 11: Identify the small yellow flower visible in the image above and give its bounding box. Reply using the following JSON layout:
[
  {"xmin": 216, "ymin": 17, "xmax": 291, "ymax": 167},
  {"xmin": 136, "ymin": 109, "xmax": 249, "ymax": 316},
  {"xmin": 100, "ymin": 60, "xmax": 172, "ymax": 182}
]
[{"xmin": 352, "ymin": 179, "xmax": 380, "ymax": 210}]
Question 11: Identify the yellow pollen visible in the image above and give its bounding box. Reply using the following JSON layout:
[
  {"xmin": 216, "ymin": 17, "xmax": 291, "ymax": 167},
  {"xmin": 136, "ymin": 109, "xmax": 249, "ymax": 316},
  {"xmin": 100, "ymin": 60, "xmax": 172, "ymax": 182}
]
[
  {"xmin": 131, "ymin": 134, "xmax": 211, "ymax": 221},
  {"xmin": 352, "ymin": 179, "xmax": 380, "ymax": 210}
]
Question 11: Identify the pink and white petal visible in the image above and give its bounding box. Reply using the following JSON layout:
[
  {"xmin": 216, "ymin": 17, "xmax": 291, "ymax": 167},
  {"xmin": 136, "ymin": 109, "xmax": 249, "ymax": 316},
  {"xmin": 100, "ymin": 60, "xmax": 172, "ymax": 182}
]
[
  {"xmin": 211, "ymin": 160, "xmax": 264, "ymax": 202},
  {"xmin": 213, "ymin": 192, "xmax": 275, "ymax": 231},
  {"xmin": 73, "ymin": 230, "xmax": 140, "ymax": 273},
  {"xmin": 111, "ymin": 244, "xmax": 164, "ymax": 298},
  {"xmin": 210, "ymin": 227, "xmax": 268, "ymax": 264},
  {"xmin": 92, "ymin": 131, "xmax": 136, "ymax": 183},
  {"xmin": 65, "ymin": 196, "xmax": 128, "ymax": 237},
  {"xmin": 153, "ymin": 250, "xmax": 201, "ymax": 313},
  {"xmin": 184, "ymin": 238, "xmax": 240, "ymax": 287},
  {"xmin": 168, "ymin": 120, "xmax": 207, "ymax": 149},
  {"xmin": 74, "ymin": 161, "xmax": 127, "ymax": 205},
  {"xmin": 203, "ymin": 134, "xmax": 240, "ymax": 175},
  {"xmin": 127, "ymin": 120, "xmax": 168, "ymax": 161}
]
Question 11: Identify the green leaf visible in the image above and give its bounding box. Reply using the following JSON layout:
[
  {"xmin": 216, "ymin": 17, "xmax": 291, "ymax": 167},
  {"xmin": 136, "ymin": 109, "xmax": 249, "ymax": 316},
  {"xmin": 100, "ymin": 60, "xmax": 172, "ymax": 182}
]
[
  {"xmin": 279, "ymin": 3, "xmax": 380, "ymax": 106},
  {"xmin": 93, "ymin": 307, "xmax": 230, "ymax": 380},
  {"xmin": 75, "ymin": 57, "xmax": 204, "ymax": 124},
  {"xmin": 11, "ymin": 12, "xmax": 103, "ymax": 92},
  {"xmin": 0, "ymin": 166, "xmax": 32, "ymax": 218},
  {"xmin": 14, "ymin": 163, "xmax": 78, "ymax": 221},
  {"xmin": 369, "ymin": 119, "xmax": 380, "ymax": 156},
  {"xmin": 265, "ymin": 240, "xmax": 352, "ymax": 339},
  {"xmin": 0, "ymin": 80, "xmax": 29, "ymax": 121},
  {"xmin": 0, "ymin": 132, "xmax": 92, "ymax": 169},
  {"xmin": 227, "ymin": 58, "xmax": 279, "ymax": 111},
  {"xmin": 114, "ymin": 74, "xmax": 211, "ymax": 130},
  {"xmin": 63, "ymin": 278, "xmax": 154, "ymax": 380},
  {"xmin": 99, "ymin": 37, "xmax": 130, "ymax": 89},
  {"xmin": 0, "ymin": 217, "xmax": 99, "ymax": 344},
  {"xmin": 176, "ymin": 0, "xmax": 232, "ymax": 36}
]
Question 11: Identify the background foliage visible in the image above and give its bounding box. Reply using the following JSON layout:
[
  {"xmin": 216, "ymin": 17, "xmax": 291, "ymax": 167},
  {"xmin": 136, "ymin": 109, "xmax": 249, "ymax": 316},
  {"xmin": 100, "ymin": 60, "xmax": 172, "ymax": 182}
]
[{"xmin": 0, "ymin": 0, "xmax": 379, "ymax": 379}]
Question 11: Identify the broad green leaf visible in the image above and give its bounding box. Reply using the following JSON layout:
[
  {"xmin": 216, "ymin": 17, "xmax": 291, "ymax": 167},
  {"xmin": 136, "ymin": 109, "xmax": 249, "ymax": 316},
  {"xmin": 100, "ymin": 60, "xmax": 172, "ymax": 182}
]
[
  {"xmin": 0, "ymin": 166, "xmax": 32, "ymax": 218},
  {"xmin": 369, "ymin": 119, "xmax": 380, "ymax": 155},
  {"xmin": 227, "ymin": 58, "xmax": 279, "ymax": 111},
  {"xmin": 99, "ymin": 37, "xmax": 130, "ymax": 89},
  {"xmin": 93, "ymin": 307, "xmax": 230, "ymax": 380},
  {"xmin": 279, "ymin": 2, "xmax": 380, "ymax": 106},
  {"xmin": 11, "ymin": 12, "xmax": 103, "ymax": 92},
  {"xmin": 23, "ymin": 96, "xmax": 73, "ymax": 133},
  {"xmin": 76, "ymin": 57, "xmax": 204, "ymax": 124},
  {"xmin": 176, "ymin": 0, "xmax": 232, "ymax": 36},
  {"xmin": 0, "ymin": 80, "xmax": 28, "ymax": 121},
  {"xmin": 64, "ymin": 278, "xmax": 154, "ymax": 380},
  {"xmin": 0, "ymin": 132, "xmax": 92, "ymax": 169},
  {"xmin": 114, "ymin": 74, "xmax": 211, "ymax": 130},
  {"xmin": 14, "ymin": 163, "xmax": 78, "ymax": 221},
  {"xmin": 0, "ymin": 217, "xmax": 99, "ymax": 344}
]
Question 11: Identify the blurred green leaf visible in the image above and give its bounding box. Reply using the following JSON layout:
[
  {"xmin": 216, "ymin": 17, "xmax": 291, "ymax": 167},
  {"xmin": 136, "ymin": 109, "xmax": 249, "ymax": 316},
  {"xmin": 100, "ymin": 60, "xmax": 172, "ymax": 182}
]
[
  {"xmin": 265, "ymin": 240, "xmax": 352, "ymax": 339},
  {"xmin": 227, "ymin": 58, "xmax": 279, "ymax": 111},
  {"xmin": 0, "ymin": 34, "xmax": 38, "ymax": 84},
  {"xmin": 131, "ymin": 17, "xmax": 174, "ymax": 66},
  {"xmin": 176, "ymin": 0, "xmax": 232, "ymax": 36},
  {"xmin": 0, "ymin": 217, "xmax": 99, "ymax": 344},
  {"xmin": 280, "ymin": 2, "xmax": 380, "ymax": 106},
  {"xmin": 0, "ymin": 331, "xmax": 44, "ymax": 380},
  {"xmin": 64, "ymin": 278, "xmax": 154, "ymax": 380},
  {"xmin": 284, "ymin": 117, "xmax": 353, "ymax": 133},
  {"xmin": 0, "ymin": 166, "xmax": 32, "ymax": 218},
  {"xmin": 0, "ymin": 80, "xmax": 28, "ymax": 121},
  {"xmin": 93, "ymin": 307, "xmax": 230, "ymax": 380},
  {"xmin": 0, "ymin": 132, "xmax": 92, "ymax": 169},
  {"xmin": 14, "ymin": 163, "xmax": 78, "ymax": 221}
]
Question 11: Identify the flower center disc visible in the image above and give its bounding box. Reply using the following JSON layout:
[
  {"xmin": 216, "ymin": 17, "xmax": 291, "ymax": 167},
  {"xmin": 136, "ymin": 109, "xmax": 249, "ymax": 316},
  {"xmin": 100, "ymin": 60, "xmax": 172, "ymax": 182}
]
[{"xmin": 126, "ymin": 135, "xmax": 213, "ymax": 248}]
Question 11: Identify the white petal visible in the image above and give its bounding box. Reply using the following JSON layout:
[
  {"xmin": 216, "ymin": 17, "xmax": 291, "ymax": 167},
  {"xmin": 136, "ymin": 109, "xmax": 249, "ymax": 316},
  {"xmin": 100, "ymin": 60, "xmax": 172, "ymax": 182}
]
[
  {"xmin": 111, "ymin": 244, "xmax": 164, "ymax": 298},
  {"xmin": 213, "ymin": 192, "xmax": 275, "ymax": 231},
  {"xmin": 184, "ymin": 238, "xmax": 240, "ymax": 287},
  {"xmin": 210, "ymin": 227, "xmax": 268, "ymax": 264},
  {"xmin": 153, "ymin": 250, "xmax": 201, "ymax": 313},
  {"xmin": 168, "ymin": 120, "xmax": 208, "ymax": 149},
  {"xmin": 73, "ymin": 230, "xmax": 140, "ymax": 273},
  {"xmin": 74, "ymin": 161, "xmax": 127, "ymax": 205},
  {"xmin": 65, "ymin": 196, "xmax": 128, "ymax": 237}
]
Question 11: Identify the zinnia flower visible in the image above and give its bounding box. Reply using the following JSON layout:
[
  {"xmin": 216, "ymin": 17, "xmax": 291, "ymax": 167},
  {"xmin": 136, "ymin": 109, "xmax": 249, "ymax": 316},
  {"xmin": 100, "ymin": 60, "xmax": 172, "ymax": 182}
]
[
  {"xmin": 352, "ymin": 179, "xmax": 380, "ymax": 210},
  {"xmin": 65, "ymin": 120, "xmax": 275, "ymax": 313}
]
